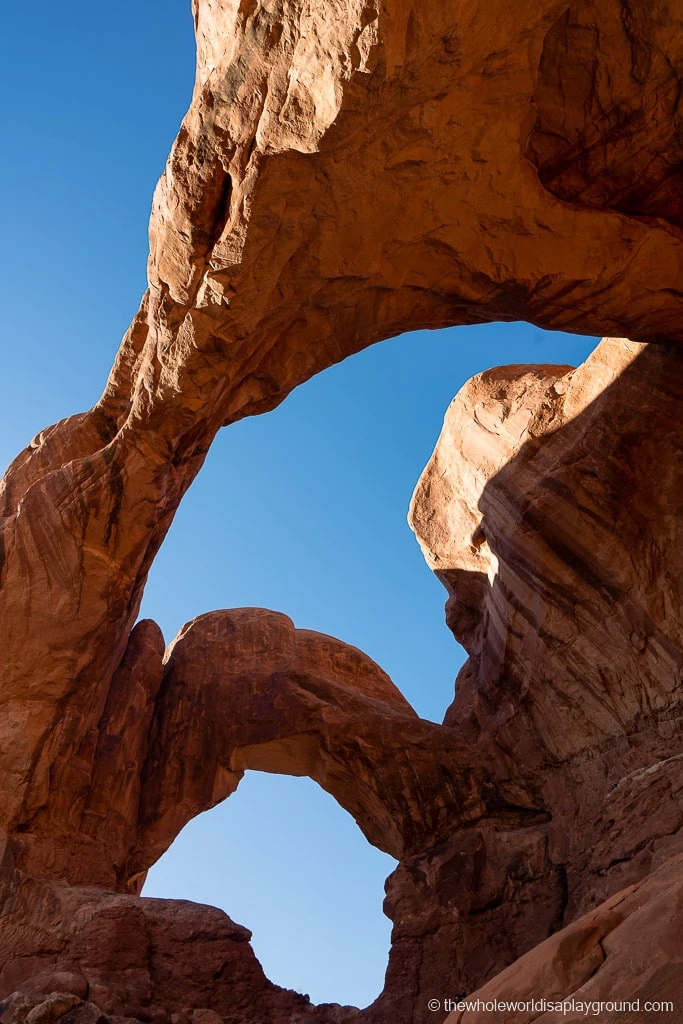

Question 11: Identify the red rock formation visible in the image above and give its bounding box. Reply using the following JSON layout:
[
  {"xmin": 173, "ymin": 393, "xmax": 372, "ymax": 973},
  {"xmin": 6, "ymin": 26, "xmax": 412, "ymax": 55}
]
[
  {"xmin": 410, "ymin": 338, "xmax": 683, "ymax": 775},
  {"xmin": 1, "ymin": 0, "xmax": 682, "ymax": 1023},
  {"xmin": 526, "ymin": 0, "xmax": 683, "ymax": 231},
  {"xmin": 444, "ymin": 842, "xmax": 683, "ymax": 1023},
  {"xmin": 402, "ymin": 336, "xmax": 683, "ymax": 1020}
]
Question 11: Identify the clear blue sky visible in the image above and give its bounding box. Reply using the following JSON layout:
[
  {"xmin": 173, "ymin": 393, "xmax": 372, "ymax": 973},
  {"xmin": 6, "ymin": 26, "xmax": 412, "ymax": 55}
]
[{"xmin": 0, "ymin": 2, "xmax": 597, "ymax": 1009}]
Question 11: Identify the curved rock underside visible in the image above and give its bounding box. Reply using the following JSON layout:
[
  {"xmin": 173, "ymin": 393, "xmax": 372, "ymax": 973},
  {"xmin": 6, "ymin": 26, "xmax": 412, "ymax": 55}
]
[{"xmin": 1, "ymin": 0, "xmax": 682, "ymax": 1023}]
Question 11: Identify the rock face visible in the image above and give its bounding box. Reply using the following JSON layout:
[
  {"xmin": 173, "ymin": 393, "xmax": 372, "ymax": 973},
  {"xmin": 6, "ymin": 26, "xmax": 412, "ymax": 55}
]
[
  {"xmin": 405, "ymin": 336, "xmax": 683, "ymax": 1020},
  {"xmin": 1, "ymin": 1, "xmax": 682, "ymax": 1023},
  {"xmin": 410, "ymin": 338, "xmax": 683, "ymax": 777},
  {"xmin": 443, "ymin": 845, "xmax": 683, "ymax": 1023}
]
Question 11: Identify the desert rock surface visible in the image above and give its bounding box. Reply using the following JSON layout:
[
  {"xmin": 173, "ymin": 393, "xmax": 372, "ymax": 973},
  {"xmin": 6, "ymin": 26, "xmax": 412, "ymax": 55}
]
[{"xmin": 1, "ymin": 1, "xmax": 682, "ymax": 1023}]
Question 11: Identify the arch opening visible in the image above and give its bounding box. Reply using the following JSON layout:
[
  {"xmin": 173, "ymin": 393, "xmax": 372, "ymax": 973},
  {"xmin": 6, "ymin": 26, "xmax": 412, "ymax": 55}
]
[
  {"xmin": 142, "ymin": 772, "xmax": 397, "ymax": 1009},
  {"xmin": 139, "ymin": 319, "xmax": 599, "ymax": 1008}
]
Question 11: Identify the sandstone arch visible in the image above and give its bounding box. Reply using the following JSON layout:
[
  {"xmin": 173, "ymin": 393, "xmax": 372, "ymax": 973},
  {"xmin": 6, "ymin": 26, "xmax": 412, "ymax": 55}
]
[{"xmin": 2, "ymin": 1, "xmax": 683, "ymax": 1022}]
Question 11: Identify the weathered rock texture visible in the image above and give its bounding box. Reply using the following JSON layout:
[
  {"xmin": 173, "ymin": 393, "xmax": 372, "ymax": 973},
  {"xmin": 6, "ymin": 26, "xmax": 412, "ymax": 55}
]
[
  {"xmin": 1, "ymin": 0, "xmax": 682, "ymax": 1023},
  {"xmin": 405, "ymin": 336, "xmax": 683, "ymax": 1021},
  {"xmin": 444, "ymin": 843, "xmax": 683, "ymax": 1023}
]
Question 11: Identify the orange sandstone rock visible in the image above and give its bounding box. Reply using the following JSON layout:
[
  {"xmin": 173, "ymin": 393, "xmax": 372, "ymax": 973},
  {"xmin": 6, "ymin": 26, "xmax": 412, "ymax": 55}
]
[{"xmin": 1, "ymin": 1, "xmax": 683, "ymax": 1023}]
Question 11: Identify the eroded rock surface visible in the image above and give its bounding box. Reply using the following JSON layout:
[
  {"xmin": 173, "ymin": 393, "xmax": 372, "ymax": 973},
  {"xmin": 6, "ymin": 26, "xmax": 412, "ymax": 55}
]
[
  {"xmin": 444, "ymin": 841, "xmax": 683, "ymax": 1024},
  {"xmin": 403, "ymin": 336, "xmax": 683, "ymax": 1020},
  {"xmin": 410, "ymin": 338, "xmax": 683, "ymax": 772},
  {"xmin": 1, "ymin": 0, "xmax": 682, "ymax": 1023}
]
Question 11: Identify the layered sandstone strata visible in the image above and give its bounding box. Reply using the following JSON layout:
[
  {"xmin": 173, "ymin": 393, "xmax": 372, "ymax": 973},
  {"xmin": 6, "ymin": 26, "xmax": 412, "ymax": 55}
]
[
  {"xmin": 1, "ymin": 0, "xmax": 682, "ymax": 1022},
  {"xmin": 3, "ymin": 337, "xmax": 681, "ymax": 1024}
]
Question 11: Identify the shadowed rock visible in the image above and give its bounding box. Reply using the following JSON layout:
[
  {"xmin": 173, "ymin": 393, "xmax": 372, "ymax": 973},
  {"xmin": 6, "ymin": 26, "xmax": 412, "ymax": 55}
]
[{"xmin": 1, "ymin": 1, "xmax": 682, "ymax": 1023}]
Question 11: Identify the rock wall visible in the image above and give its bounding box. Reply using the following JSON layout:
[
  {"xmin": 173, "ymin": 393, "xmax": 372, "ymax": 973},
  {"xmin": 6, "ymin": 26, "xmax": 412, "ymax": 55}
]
[
  {"xmin": 403, "ymin": 336, "xmax": 683, "ymax": 1020},
  {"xmin": 1, "ymin": 1, "xmax": 682, "ymax": 1023}
]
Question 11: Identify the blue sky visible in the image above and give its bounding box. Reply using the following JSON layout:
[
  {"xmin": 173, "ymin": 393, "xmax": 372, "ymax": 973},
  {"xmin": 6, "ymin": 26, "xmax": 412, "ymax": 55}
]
[{"xmin": 0, "ymin": 2, "xmax": 597, "ymax": 1008}]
